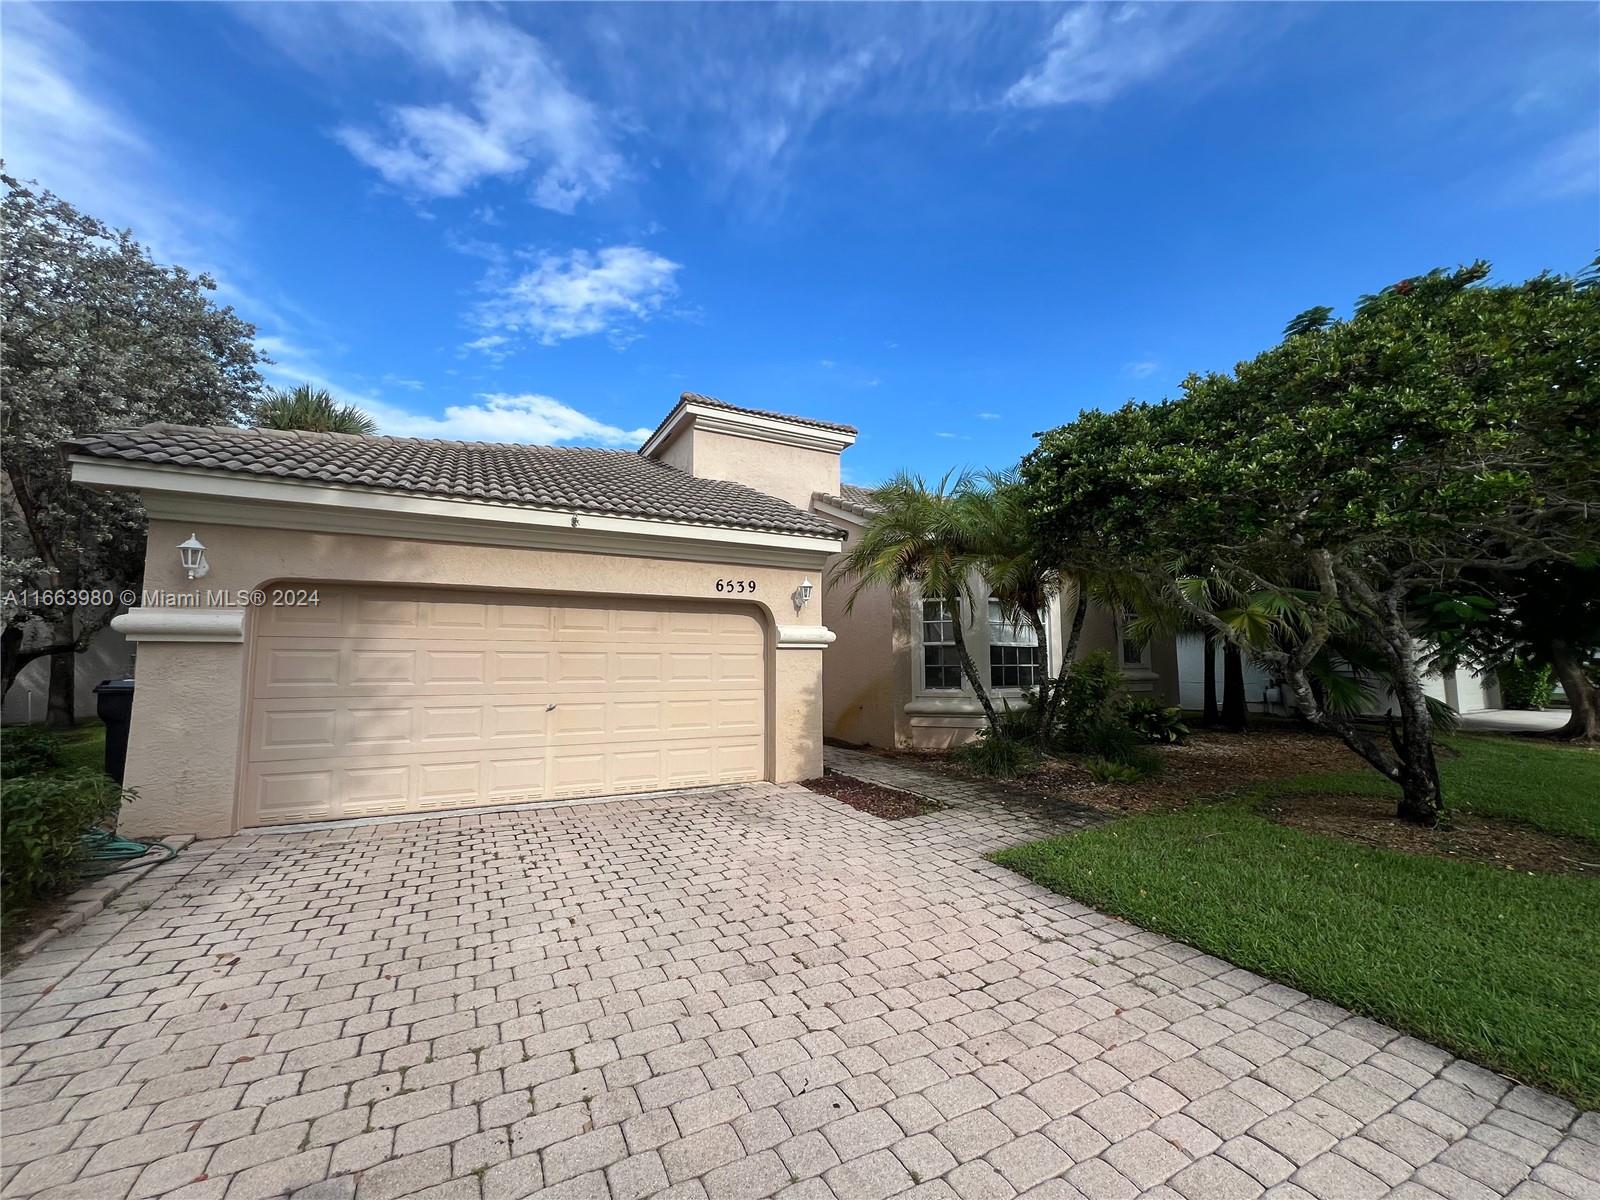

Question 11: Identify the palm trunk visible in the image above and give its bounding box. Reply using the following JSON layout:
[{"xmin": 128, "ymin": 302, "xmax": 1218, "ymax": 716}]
[
  {"xmin": 1548, "ymin": 640, "xmax": 1600, "ymax": 742},
  {"xmin": 1221, "ymin": 642, "xmax": 1248, "ymax": 731},
  {"xmin": 1041, "ymin": 587, "xmax": 1089, "ymax": 734},
  {"xmin": 948, "ymin": 596, "xmax": 1002, "ymax": 736},
  {"xmin": 1201, "ymin": 628, "xmax": 1219, "ymax": 727}
]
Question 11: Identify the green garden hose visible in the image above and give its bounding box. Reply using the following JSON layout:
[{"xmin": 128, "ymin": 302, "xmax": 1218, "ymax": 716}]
[{"xmin": 78, "ymin": 828, "xmax": 178, "ymax": 878}]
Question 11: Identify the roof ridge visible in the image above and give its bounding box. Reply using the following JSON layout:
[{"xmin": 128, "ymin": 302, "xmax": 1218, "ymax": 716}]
[{"xmin": 104, "ymin": 422, "xmax": 640, "ymax": 455}]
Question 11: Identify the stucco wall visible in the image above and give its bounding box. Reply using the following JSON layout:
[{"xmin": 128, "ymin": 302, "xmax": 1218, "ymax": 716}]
[
  {"xmin": 819, "ymin": 554, "xmax": 899, "ymax": 749},
  {"xmin": 663, "ymin": 427, "xmax": 841, "ymax": 512},
  {"xmin": 120, "ymin": 518, "xmax": 831, "ymax": 838}
]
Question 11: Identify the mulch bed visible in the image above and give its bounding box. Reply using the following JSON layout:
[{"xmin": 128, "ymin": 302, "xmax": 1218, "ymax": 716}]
[
  {"xmin": 885, "ymin": 728, "xmax": 1365, "ymax": 816},
  {"xmin": 1263, "ymin": 791, "xmax": 1600, "ymax": 877},
  {"xmin": 800, "ymin": 772, "xmax": 942, "ymax": 820}
]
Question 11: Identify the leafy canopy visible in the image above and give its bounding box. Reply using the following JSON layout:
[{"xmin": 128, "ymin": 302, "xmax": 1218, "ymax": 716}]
[
  {"xmin": 1023, "ymin": 261, "xmax": 1600, "ymax": 585},
  {"xmin": 1, "ymin": 173, "xmax": 263, "ymax": 669}
]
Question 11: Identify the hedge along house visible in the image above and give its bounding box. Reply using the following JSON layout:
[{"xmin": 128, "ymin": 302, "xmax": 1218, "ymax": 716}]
[
  {"xmin": 814, "ymin": 485, "xmax": 1181, "ymax": 750},
  {"xmin": 66, "ymin": 394, "xmax": 852, "ymax": 838}
]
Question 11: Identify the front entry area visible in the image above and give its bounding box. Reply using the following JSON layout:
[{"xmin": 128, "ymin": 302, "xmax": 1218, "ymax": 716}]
[{"xmin": 240, "ymin": 585, "xmax": 767, "ymax": 825}]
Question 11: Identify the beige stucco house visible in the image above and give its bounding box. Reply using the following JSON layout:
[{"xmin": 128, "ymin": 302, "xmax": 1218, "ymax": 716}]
[
  {"xmin": 68, "ymin": 391, "xmax": 1175, "ymax": 838},
  {"xmin": 813, "ymin": 486, "xmax": 1179, "ymax": 750}
]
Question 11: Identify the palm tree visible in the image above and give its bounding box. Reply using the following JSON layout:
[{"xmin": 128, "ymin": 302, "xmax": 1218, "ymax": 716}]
[
  {"xmin": 253, "ymin": 384, "xmax": 378, "ymax": 436},
  {"xmin": 831, "ymin": 471, "xmax": 1005, "ymax": 735}
]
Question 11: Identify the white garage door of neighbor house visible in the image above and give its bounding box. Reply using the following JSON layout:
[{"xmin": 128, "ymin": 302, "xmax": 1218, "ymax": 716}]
[{"xmin": 241, "ymin": 586, "xmax": 767, "ymax": 826}]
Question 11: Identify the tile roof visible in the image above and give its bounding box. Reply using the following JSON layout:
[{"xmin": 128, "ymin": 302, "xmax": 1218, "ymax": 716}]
[
  {"xmin": 66, "ymin": 424, "xmax": 845, "ymax": 539},
  {"xmin": 645, "ymin": 392, "xmax": 857, "ymax": 448},
  {"xmin": 813, "ymin": 483, "xmax": 880, "ymax": 519}
]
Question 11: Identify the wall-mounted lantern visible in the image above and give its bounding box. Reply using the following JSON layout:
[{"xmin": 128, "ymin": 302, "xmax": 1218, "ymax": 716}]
[
  {"xmin": 791, "ymin": 577, "xmax": 814, "ymax": 614},
  {"xmin": 178, "ymin": 533, "xmax": 209, "ymax": 580}
]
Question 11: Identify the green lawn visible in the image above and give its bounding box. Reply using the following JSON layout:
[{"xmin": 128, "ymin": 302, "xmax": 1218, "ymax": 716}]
[
  {"xmin": 45, "ymin": 722, "xmax": 108, "ymax": 775},
  {"xmin": 993, "ymin": 735, "xmax": 1600, "ymax": 1108}
]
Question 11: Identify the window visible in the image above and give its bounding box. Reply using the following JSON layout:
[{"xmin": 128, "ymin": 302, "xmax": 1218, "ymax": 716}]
[
  {"xmin": 1120, "ymin": 608, "xmax": 1149, "ymax": 669},
  {"xmin": 988, "ymin": 599, "xmax": 1044, "ymax": 688},
  {"xmin": 922, "ymin": 599, "xmax": 963, "ymax": 689}
]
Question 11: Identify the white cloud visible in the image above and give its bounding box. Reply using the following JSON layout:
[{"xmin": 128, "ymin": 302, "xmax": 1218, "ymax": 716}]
[
  {"xmin": 474, "ymin": 245, "xmax": 681, "ymax": 349},
  {"xmin": 1500, "ymin": 126, "xmax": 1599, "ymax": 203},
  {"xmin": 978, "ymin": 411, "xmax": 1001, "ymax": 420},
  {"xmin": 1123, "ymin": 360, "xmax": 1160, "ymax": 379},
  {"xmin": 365, "ymin": 392, "xmax": 651, "ymax": 446},
  {"xmin": 247, "ymin": 5, "xmax": 622, "ymax": 212},
  {"xmin": 1005, "ymin": 4, "xmax": 1226, "ymax": 108},
  {"xmin": 0, "ymin": 4, "xmax": 230, "ymax": 265}
]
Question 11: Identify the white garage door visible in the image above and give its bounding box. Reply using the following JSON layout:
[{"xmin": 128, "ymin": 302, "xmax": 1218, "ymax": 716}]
[{"xmin": 241, "ymin": 586, "xmax": 766, "ymax": 826}]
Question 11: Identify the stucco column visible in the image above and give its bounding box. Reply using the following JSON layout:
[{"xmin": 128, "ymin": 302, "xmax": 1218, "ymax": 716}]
[
  {"xmin": 111, "ymin": 608, "xmax": 248, "ymax": 839},
  {"xmin": 773, "ymin": 625, "xmax": 835, "ymax": 782}
]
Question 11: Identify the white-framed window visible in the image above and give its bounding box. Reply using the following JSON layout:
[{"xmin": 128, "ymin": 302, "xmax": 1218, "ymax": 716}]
[
  {"xmin": 988, "ymin": 599, "xmax": 1045, "ymax": 689},
  {"xmin": 921, "ymin": 599, "xmax": 963, "ymax": 690}
]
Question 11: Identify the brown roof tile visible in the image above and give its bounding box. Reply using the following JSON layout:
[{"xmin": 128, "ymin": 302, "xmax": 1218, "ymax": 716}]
[{"xmin": 66, "ymin": 424, "xmax": 844, "ymax": 539}]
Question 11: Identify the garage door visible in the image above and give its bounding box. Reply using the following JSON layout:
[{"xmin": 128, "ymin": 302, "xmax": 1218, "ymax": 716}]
[{"xmin": 241, "ymin": 586, "xmax": 766, "ymax": 825}]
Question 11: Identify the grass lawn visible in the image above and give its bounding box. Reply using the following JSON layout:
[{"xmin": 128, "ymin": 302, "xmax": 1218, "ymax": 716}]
[
  {"xmin": 992, "ymin": 734, "xmax": 1600, "ymax": 1108},
  {"xmin": 42, "ymin": 721, "xmax": 108, "ymax": 775}
]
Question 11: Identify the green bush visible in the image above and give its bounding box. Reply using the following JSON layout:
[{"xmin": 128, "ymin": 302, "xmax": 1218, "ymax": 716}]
[
  {"xmin": 1125, "ymin": 699, "xmax": 1190, "ymax": 745},
  {"xmin": 1, "ymin": 769, "xmax": 129, "ymax": 911},
  {"xmin": 958, "ymin": 730, "xmax": 1039, "ymax": 778},
  {"xmin": 1050, "ymin": 651, "xmax": 1129, "ymax": 746},
  {"xmin": 994, "ymin": 698, "xmax": 1044, "ymax": 742},
  {"xmin": 1084, "ymin": 757, "xmax": 1145, "ymax": 785},
  {"xmin": 3, "ymin": 726, "xmax": 63, "ymax": 778},
  {"xmin": 1498, "ymin": 658, "xmax": 1556, "ymax": 710}
]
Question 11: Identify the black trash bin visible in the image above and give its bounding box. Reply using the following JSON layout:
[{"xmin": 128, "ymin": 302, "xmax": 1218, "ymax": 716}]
[{"xmin": 94, "ymin": 676, "xmax": 135, "ymax": 785}]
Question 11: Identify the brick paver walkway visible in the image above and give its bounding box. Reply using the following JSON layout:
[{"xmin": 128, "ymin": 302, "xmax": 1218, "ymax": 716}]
[{"xmin": 2, "ymin": 750, "xmax": 1594, "ymax": 1200}]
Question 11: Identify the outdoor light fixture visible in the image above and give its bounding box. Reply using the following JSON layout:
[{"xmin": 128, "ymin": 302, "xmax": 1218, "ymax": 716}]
[
  {"xmin": 792, "ymin": 577, "xmax": 814, "ymax": 613},
  {"xmin": 178, "ymin": 533, "xmax": 209, "ymax": 580}
]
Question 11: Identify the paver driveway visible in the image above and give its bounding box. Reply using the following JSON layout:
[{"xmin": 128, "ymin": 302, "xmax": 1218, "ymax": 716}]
[{"xmin": 2, "ymin": 751, "xmax": 1595, "ymax": 1200}]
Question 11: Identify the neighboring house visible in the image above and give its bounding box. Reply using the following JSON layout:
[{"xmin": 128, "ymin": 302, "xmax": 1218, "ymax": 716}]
[
  {"xmin": 66, "ymin": 394, "xmax": 853, "ymax": 837},
  {"xmin": 1175, "ymin": 633, "xmax": 1500, "ymax": 717},
  {"xmin": 1, "ymin": 622, "xmax": 133, "ymax": 725},
  {"xmin": 813, "ymin": 486, "xmax": 1180, "ymax": 750}
]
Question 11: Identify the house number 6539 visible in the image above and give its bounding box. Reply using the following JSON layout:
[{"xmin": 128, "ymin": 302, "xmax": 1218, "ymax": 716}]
[{"xmin": 715, "ymin": 579, "xmax": 757, "ymax": 594}]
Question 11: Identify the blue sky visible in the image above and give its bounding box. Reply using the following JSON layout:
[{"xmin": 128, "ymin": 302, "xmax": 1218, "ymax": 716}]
[{"xmin": 3, "ymin": 2, "xmax": 1595, "ymax": 485}]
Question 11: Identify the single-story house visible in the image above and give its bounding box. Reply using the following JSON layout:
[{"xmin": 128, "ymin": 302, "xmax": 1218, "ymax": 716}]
[
  {"xmin": 67, "ymin": 392, "xmax": 1177, "ymax": 838},
  {"xmin": 66, "ymin": 394, "xmax": 855, "ymax": 837}
]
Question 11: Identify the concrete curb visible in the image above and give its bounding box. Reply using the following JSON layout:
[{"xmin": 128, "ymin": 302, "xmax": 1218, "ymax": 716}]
[{"xmin": 10, "ymin": 835, "xmax": 197, "ymax": 961}]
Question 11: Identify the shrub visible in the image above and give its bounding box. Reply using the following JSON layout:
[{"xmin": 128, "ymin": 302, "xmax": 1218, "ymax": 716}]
[
  {"xmin": 3, "ymin": 726, "xmax": 63, "ymax": 778},
  {"xmin": 958, "ymin": 731, "xmax": 1039, "ymax": 778},
  {"xmin": 1125, "ymin": 699, "xmax": 1190, "ymax": 745},
  {"xmin": 1077, "ymin": 717, "xmax": 1146, "ymax": 763},
  {"xmin": 1050, "ymin": 651, "xmax": 1129, "ymax": 748},
  {"xmin": 1, "ymin": 769, "xmax": 129, "ymax": 911},
  {"xmin": 1497, "ymin": 658, "xmax": 1556, "ymax": 710},
  {"xmin": 994, "ymin": 698, "xmax": 1044, "ymax": 743},
  {"xmin": 1083, "ymin": 757, "xmax": 1144, "ymax": 785}
]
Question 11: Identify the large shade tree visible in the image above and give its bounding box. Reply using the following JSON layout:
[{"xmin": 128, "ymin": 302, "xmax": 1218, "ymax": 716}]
[
  {"xmin": 1022, "ymin": 262, "xmax": 1599, "ymax": 825},
  {"xmin": 2, "ymin": 174, "xmax": 264, "ymax": 724}
]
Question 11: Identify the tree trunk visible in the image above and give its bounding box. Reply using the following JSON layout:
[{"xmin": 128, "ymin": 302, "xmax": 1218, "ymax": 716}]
[
  {"xmin": 1382, "ymin": 622, "xmax": 1443, "ymax": 826},
  {"xmin": 1201, "ymin": 629, "xmax": 1219, "ymax": 727},
  {"xmin": 948, "ymin": 596, "xmax": 1002, "ymax": 736},
  {"xmin": 47, "ymin": 648, "xmax": 75, "ymax": 729},
  {"xmin": 1548, "ymin": 640, "xmax": 1600, "ymax": 742},
  {"xmin": 1221, "ymin": 642, "xmax": 1248, "ymax": 731},
  {"xmin": 1040, "ymin": 586, "xmax": 1090, "ymax": 735}
]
